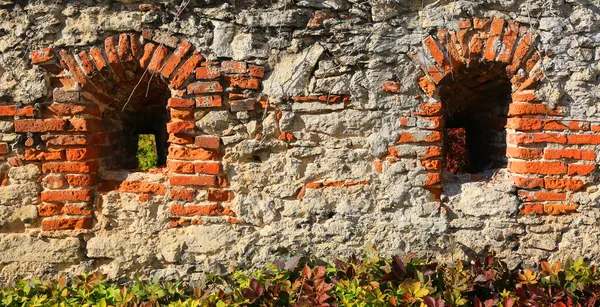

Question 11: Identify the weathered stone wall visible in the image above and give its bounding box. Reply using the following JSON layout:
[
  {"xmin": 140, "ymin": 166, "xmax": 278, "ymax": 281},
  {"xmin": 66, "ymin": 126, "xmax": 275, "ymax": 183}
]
[{"xmin": 0, "ymin": 0, "xmax": 599, "ymax": 283}]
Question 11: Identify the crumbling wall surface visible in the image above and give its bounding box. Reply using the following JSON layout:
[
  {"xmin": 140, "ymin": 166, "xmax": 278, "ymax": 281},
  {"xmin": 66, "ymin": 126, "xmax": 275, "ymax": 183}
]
[{"xmin": 0, "ymin": 0, "xmax": 599, "ymax": 282}]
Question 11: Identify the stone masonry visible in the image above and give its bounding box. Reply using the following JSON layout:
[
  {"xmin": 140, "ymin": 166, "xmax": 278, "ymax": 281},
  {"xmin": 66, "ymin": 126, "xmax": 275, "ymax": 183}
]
[{"xmin": 0, "ymin": 0, "xmax": 599, "ymax": 283}]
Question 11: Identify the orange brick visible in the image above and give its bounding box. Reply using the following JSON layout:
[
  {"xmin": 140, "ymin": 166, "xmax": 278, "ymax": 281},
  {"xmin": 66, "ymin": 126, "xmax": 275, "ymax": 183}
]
[
  {"xmin": 103, "ymin": 36, "xmax": 126, "ymax": 81},
  {"xmin": 169, "ymin": 203, "xmax": 229, "ymax": 216},
  {"xmin": 42, "ymin": 161, "xmax": 98, "ymax": 174},
  {"xmin": 544, "ymin": 148, "xmax": 595, "ymax": 161},
  {"xmin": 170, "ymin": 53, "xmax": 204, "ymax": 89},
  {"xmin": 117, "ymin": 181, "xmax": 167, "ymax": 195},
  {"xmin": 168, "ymin": 146, "xmax": 215, "ymax": 160},
  {"xmin": 160, "ymin": 40, "xmax": 192, "ymax": 78},
  {"xmin": 483, "ymin": 18, "xmax": 505, "ymax": 61},
  {"xmin": 508, "ymin": 104, "xmax": 564, "ymax": 116},
  {"xmin": 196, "ymin": 66, "xmax": 221, "ymax": 79},
  {"xmin": 195, "ymin": 95, "xmax": 222, "ymax": 108},
  {"xmin": 66, "ymin": 147, "xmax": 101, "ymax": 161},
  {"xmin": 511, "ymin": 176, "xmax": 544, "ymax": 189},
  {"xmin": 195, "ymin": 162, "xmax": 221, "ymax": 174},
  {"xmin": 167, "ymin": 160, "xmax": 195, "ymax": 173},
  {"xmin": 221, "ymin": 61, "xmax": 247, "ymax": 74},
  {"xmin": 507, "ymin": 133, "xmax": 567, "ymax": 145},
  {"xmin": 414, "ymin": 102, "xmax": 442, "ymax": 116},
  {"xmin": 14, "ymin": 119, "xmax": 66, "ymax": 132},
  {"xmin": 42, "ymin": 217, "xmax": 92, "ymax": 231},
  {"xmin": 208, "ymin": 189, "xmax": 232, "ymax": 201},
  {"xmin": 45, "ymin": 103, "xmax": 100, "ymax": 116},
  {"xmin": 166, "ymin": 120, "xmax": 195, "ymax": 134},
  {"xmin": 170, "ymin": 189, "xmax": 196, "ymax": 202},
  {"xmin": 77, "ymin": 51, "xmax": 95, "ymax": 75},
  {"xmin": 169, "ymin": 175, "xmax": 217, "ymax": 186},
  {"xmin": 249, "ymin": 65, "xmax": 265, "ymax": 78},
  {"xmin": 139, "ymin": 43, "xmax": 157, "ymax": 69},
  {"xmin": 195, "ymin": 136, "xmax": 220, "ymax": 149},
  {"xmin": 68, "ymin": 118, "xmax": 103, "ymax": 132},
  {"xmin": 0, "ymin": 142, "xmax": 8, "ymax": 154},
  {"xmin": 518, "ymin": 190, "xmax": 566, "ymax": 202},
  {"xmin": 508, "ymin": 161, "xmax": 566, "ymax": 175},
  {"xmin": 506, "ymin": 147, "xmax": 542, "ymax": 159},
  {"xmin": 168, "ymin": 97, "xmax": 195, "ymax": 108},
  {"xmin": 41, "ymin": 190, "xmax": 93, "ymax": 202},
  {"xmin": 147, "ymin": 45, "xmax": 169, "ymax": 72},
  {"xmin": 187, "ymin": 81, "xmax": 223, "ymax": 94},
  {"xmin": 65, "ymin": 174, "xmax": 96, "ymax": 187},
  {"xmin": 89, "ymin": 47, "xmax": 107, "ymax": 71},
  {"xmin": 544, "ymin": 178, "xmax": 585, "ymax": 191},
  {"xmin": 30, "ymin": 48, "xmax": 55, "ymax": 64},
  {"xmin": 23, "ymin": 149, "xmax": 64, "ymax": 161},
  {"xmin": 59, "ymin": 49, "xmax": 87, "ymax": 86},
  {"xmin": 567, "ymin": 134, "xmax": 600, "ymax": 145},
  {"xmin": 424, "ymin": 173, "xmax": 441, "ymax": 186},
  {"xmin": 421, "ymin": 159, "xmax": 442, "ymax": 170},
  {"xmin": 505, "ymin": 118, "xmax": 542, "ymax": 131},
  {"xmin": 568, "ymin": 164, "xmax": 595, "ymax": 176}
]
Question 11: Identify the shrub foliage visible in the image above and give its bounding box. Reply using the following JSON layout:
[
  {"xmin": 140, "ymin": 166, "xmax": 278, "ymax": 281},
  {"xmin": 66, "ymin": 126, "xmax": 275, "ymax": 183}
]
[
  {"xmin": 2, "ymin": 251, "xmax": 600, "ymax": 306},
  {"xmin": 136, "ymin": 134, "xmax": 158, "ymax": 171}
]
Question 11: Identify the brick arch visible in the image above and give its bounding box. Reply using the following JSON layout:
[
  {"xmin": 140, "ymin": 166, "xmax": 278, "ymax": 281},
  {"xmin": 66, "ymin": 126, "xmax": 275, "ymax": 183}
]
[
  {"xmin": 381, "ymin": 17, "xmax": 596, "ymax": 215},
  {"xmin": 24, "ymin": 30, "xmax": 266, "ymax": 231}
]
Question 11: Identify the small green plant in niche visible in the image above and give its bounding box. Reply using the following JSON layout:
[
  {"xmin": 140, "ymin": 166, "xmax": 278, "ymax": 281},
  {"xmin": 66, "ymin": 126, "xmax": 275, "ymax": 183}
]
[{"xmin": 137, "ymin": 134, "xmax": 158, "ymax": 171}]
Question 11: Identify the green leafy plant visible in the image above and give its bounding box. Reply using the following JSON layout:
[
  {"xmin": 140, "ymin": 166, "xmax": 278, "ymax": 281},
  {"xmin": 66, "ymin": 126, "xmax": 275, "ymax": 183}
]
[
  {"xmin": 3, "ymin": 250, "xmax": 600, "ymax": 306},
  {"xmin": 136, "ymin": 134, "xmax": 158, "ymax": 171}
]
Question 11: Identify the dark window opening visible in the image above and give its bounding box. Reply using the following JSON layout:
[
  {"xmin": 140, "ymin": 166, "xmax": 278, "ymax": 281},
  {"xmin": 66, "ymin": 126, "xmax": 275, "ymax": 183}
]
[
  {"xmin": 439, "ymin": 63, "xmax": 511, "ymax": 175},
  {"xmin": 105, "ymin": 88, "xmax": 170, "ymax": 171}
]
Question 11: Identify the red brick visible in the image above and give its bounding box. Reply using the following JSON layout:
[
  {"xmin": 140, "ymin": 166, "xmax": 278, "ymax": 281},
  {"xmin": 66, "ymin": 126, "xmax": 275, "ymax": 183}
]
[
  {"xmin": 505, "ymin": 118, "xmax": 542, "ymax": 131},
  {"xmin": 208, "ymin": 189, "xmax": 232, "ymax": 201},
  {"xmin": 104, "ymin": 36, "xmax": 126, "ymax": 81},
  {"xmin": 424, "ymin": 173, "xmax": 441, "ymax": 186},
  {"xmin": 41, "ymin": 189, "xmax": 93, "ymax": 202},
  {"xmin": 130, "ymin": 33, "xmax": 143, "ymax": 58},
  {"xmin": 382, "ymin": 81, "xmax": 402, "ymax": 93},
  {"xmin": 508, "ymin": 33, "xmax": 535, "ymax": 74},
  {"xmin": 0, "ymin": 142, "xmax": 8, "ymax": 154},
  {"xmin": 41, "ymin": 217, "xmax": 92, "ymax": 231},
  {"xmin": 279, "ymin": 131, "xmax": 295, "ymax": 142},
  {"xmin": 147, "ymin": 45, "xmax": 169, "ymax": 72},
  {"xmin": 66, "ymin": 147, "xmax": 101, "ymax": 161},
  {"xmin": 508, "ymin": 104, "xmax": 563, "ymax": 116},
  {"xmin": 166, "ymin": 120, "xmax": 195, "ymax": 134},
  {"xmin": 567, "ymin": 134, "xmax": 600, "ymax": 145},
  {"xmin": 421, "ymin": 159, "xmax": 442, "ymax": 171},
  {"xmin": 14, "ymin": 119, "xmax": 66, "ymax": 132},
  {"xmin": 544, "ymin": 178, "xmax": 585, "ymax": 191},
  {"xmin": 78, "ymin": 51, "xmax": 96, "ymax": 75},
  {"xmin": 506, "ymin": 147, "xmax": 542, "ymax": 159},
  {"xmin": 42, "ymin": 161, "xmax": 98, "ymax": 174},
  {"xmin": 169, "ymin": 203, "xmax": 229, "ymax": 216},
  {"xmin": 41, "ymin": 174, "xmax": 65, "ymax": 189},
  {"xmin": 423, "ymin": 36, "xmax": 452, "ymax": 73},
  {"xmin": 511, "ymin": 176, "xmax": 544, "ymax": 189},
  {"xmin": 168, "ymin": 134, "xmax": 194, "ymax": 145},
  {"xmin": 507, "ymin": 133, "xmax": 567, "ymax": 145},
  {"xmin": 497, "ymin": 21, "xmax": 519, "ymax": 63},
  {"xmin": 544, "ymin": 148, "xmax": 595, "ymax": 161},
  {"xmin": 248, "ymin": 65, "xmax": 265, "ymax": 78},
  {"xmin": 161, "ymin": 40, "xmax": 192, "ymax": 78},
  {"xmin": 43, "ymin": 135, "xmax": 94, "ymax": 146},
  {"xmin": 170, "ymin": 108, "xmax": 194, "ymax": 120},
  {"xmin": 424, "ymin": 146, "xmax": 442, "ymax": 158},
  {"xmin": 221, "ymin": 61, "xmax": 247, "ymax": 74},
  {"xmin": 170, "ymin": 189, "xmax": 196, "ymax": 201},
  {"xmin": 89, "ymin": 47, "xmax": 107, "ymax": 71},
  {"xmin": 511, "ymin": 91, "xmax": 541, "ymax": 103},
  {"xmin": 195, "ymin": 162, "xmax": 221, "ymax": 175},
  {"xmin": 23, "ymin": 149, "xmax": 64, "ymax": 161},
  {"xmin": 544, "ymin": 120, "xmax": 590, "ymax": 131},
  {"xmin": 61, "ymin": 204, "xmax": 92, "ymax": 216},
  {"xmin": 568, "ymin": 164, "xmax": 595, "ymax": 176},
  {"xmin": 195, "ymin": 136, "xmax": 220, "ymax": 149},
  {"xmin": 30, "ymin": 48, "xmax": 55, "ymax": 64},
  {"xmin": 414, "ymin": 102, "xmax": 442, "ymax": 116},
  {"xmin": 228, "ymin": 76, "xmax": 260, "ymax": 90},
  {"xmin": 45, "ymin": 103, "xmax": 100, "ymax": 116},
  {"xmin": 65, "ymin": 174, "xmax": 96, "ymax": 187},
  {"xmin": 68, "ymin": 118, "xmax": 103, "ymax": 132},
  {"xmin": 195, "ymin": 95, "xmax": 222, "ymax": 108},
  {"xmin": 518, "ymin": 190, "xmax": 566, "ymax": 202},
  {"xmin": 168, "ymin": 98, "xmax": 195, "ymax": 108},
  {"xmin": 195, "ymin": 66, "xmax": 220, "ymax": 79},
  {"xmin": 169, "ymin": 175, "xmax": 217, "ymax": 186},
  {"xmin": 397, "ymin": 131, "xmax": 441, "ymax": 144},
  {"xmin": 521, "ymin": 203, "xmax": 578, "ymax": 215},
  {"xmin": 230, "ymin": 97, "xmax": 256, "ymax": 112},
  {"xmin": 483, "ymin": 18, "xmax": 505, "ymax": 61},
  {"xmin": 59, "ymin": 49, "xmax": 87, "ymax": 86},
  {"xmin": 0, "ymin": 105, "xmax": 16, "ymax": 117},
  {"xmin": 139, "ymin": 43, "xmax": 157, "ymax": 69},
  {"xmin": 187, "ymin": 81, "xmax": 223, "ymax": 94},
  {"xmin": 38, "ymin": 203, "xmax": 63, "ymax": 217},
  {"xmin": 170, "ymin": 53, "xmax": 203, "ymax": 89},
  {"xmin": 168, "ymin": 146, "xmax": 215, "ymax": 160},
  {"xmin": 458, "ymin": 18, "xmax": 471, "ymax": 29},
  {"xmin": 167, "ymin": 160, "xmax": 195, "ymax": 173},
  {"xmin": 117, "ymin": 33, "xmax": 134, "ymax": 63},
  {"xmin": 508, "ymin": 161, "xmax": 566, "ymax": 175},
  {"xmin": 117, "ymin": 181, "xmax": 167, "ymax": 195}
]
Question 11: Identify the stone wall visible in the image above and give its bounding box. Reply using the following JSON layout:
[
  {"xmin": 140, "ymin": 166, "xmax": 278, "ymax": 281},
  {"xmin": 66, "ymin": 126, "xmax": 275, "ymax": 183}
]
[{"xmin": 0, "ymin": 0, "xmax": 599, "ymax": 283}]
